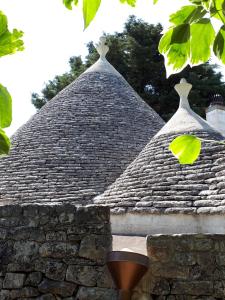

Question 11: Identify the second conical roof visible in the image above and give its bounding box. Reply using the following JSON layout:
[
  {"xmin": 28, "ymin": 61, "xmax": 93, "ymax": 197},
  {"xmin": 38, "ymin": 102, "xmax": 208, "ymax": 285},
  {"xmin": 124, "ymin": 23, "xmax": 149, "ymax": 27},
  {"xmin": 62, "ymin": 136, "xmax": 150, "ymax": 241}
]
[{"xmin": 95, "ymin": 79, "xmax": 225, "ymax": 215}]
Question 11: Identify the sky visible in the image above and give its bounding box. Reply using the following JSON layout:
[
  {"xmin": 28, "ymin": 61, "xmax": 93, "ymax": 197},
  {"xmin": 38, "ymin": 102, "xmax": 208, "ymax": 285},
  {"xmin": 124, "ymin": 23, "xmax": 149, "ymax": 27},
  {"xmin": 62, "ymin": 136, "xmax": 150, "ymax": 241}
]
[{"xmin": 0, "ymin": 0, "xmax": 188, "ymax": 135}]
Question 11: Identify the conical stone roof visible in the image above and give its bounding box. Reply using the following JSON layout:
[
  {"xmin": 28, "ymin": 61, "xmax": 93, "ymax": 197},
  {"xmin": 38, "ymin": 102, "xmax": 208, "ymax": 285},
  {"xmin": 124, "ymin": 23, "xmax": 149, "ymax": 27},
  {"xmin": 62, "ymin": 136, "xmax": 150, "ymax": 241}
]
[
  {"xmin": 95, "ymin": 79, "xmax": 225, "ymax": 235},
  {"xmin": 0, "ymin": 38, "xmax": 164, "ymax": 205}
]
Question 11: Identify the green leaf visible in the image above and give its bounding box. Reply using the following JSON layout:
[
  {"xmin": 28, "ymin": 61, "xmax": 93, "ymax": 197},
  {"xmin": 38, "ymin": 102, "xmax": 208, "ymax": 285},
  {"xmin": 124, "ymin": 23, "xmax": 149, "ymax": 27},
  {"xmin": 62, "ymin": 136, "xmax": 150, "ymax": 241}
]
[
  {"xmin": 159, "ymin": 28, "xmax": 173, "ymax": 54},
  {"xmin": 0, "ymin": 84, "xmax": 12, "ymax": 128},
  {"xmin": 171, "ymin": 24, "xmax": 190, "ymax": 44},
  {"xmin": 213, "ymin": 25, "xmax": 225, "ymax": 63},
  {"xmin": 210, "ymin": 0, "xmax": 225, "ymax": 24},
  {"xmin": 0, "ymin": 128, "xmax": 10, "ymax": 155},
  {"xmin": 0, "ymin": 28, "xmax": 24, "ymax": 57},
  {"xmin": 169, "ymin": 135, "xmax": 201, "ymax": 164},
  {"xmin": 189, "ymin": 0, "xmax": 203, "ymax": 5},
  {"xmin": 170, "ymin": 5, "xmax": 206, "ymax": 25},
  {"xmin": 0, "ymin": 11, "xmax": 7, "ymax": 36},
  {"xmin": 202, "ymin": 0, "xmax": 211, "ymax": 10},
  {"xmin": 190, "ymin": 18, "xmax": 215, "ymax": 65},
  {"xmin": 120, "ymin": 0, "xmax": 137, "ymax": 6},
  {"xmin": 0, "ymin": 11, "xmax": 24, "ymax": 58},
  {"xmin": 83, "ymin": 0, "xmax": 101, "ymax": 29},
  {"xmin": 153, "ymin": 0, "xmax": 159, "ymax": 3},
  {"xmin": 159, "ymin": 24, "xmax": 190, "ymax": 75},
  {"xmin": 63, "ymin": 0, "xmax": 78, "ymax": 10}
]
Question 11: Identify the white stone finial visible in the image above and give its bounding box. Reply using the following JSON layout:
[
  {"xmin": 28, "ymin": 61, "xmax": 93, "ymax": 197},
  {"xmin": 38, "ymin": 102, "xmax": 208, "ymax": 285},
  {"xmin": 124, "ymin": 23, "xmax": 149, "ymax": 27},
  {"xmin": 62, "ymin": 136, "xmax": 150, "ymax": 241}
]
[
  {"xmin": 174, "ymin": 78, "xmax": 192, "ymax": 109},
  {"xmin": 96, "ymin": 37, "xmax": 109, "ymax": 59},
  {"xmin": 175, "ymin": 78, "xmax": 192, "ymax": 98}
]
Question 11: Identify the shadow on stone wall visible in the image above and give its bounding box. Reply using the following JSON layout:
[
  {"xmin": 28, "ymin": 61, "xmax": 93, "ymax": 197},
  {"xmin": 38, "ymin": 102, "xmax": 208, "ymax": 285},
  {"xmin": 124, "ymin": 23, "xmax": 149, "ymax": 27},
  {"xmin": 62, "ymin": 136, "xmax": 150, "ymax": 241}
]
[
  {"xmin": 0, "ymin": 204, "xmax": 117, "ymax": 299},
  {"xmin": 134, "ymin": 234, "xmax": 225, "ymax": 300}
]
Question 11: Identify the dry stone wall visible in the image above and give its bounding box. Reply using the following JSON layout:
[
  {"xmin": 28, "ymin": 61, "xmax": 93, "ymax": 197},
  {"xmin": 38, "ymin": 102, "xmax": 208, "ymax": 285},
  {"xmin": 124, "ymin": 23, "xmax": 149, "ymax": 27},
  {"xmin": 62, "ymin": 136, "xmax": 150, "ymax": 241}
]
[
  {"xmin": 135, "ymin": 234, "xmax": 225, "ymax": 300},
  {"xmin": 0, "ymin": 204, "xmax": 116, "ymax": 299}
]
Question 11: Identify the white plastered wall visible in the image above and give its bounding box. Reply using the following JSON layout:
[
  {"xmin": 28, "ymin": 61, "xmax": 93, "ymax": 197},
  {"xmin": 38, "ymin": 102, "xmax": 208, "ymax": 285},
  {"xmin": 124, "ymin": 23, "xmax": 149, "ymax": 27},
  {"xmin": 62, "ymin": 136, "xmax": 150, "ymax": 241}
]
[
  {"xmin": 111, "ymin": 213, "xmax": 225, "ymax": 236},
  {"xmin": 206, "ymin": 107, "xmax": 225, "ymax": 137}
]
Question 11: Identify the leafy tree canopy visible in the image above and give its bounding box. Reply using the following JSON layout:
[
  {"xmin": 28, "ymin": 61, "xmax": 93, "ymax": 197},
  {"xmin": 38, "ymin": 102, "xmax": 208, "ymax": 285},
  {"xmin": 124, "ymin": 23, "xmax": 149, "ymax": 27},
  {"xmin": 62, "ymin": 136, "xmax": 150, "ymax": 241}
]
[
  {"xmin": 63, "ymin": 0, "xmax": 225, "ymax": 76},
  {"xmin": 32, "ymin": 16, "xmax": 225, "ymax": 122}
]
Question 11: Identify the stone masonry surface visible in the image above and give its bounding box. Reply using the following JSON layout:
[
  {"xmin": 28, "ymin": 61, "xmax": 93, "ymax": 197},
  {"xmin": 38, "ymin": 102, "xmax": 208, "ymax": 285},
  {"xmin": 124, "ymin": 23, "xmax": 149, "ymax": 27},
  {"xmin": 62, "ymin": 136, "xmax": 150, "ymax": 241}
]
[
  {"xmin": 134, "ymin": 234, "xmax": 225, "ymax": 300},
  {"xmin": 0, "ymin": 204, "xmax": 117, "ymax": 299},
  {"xmin": 0, "ymin": 71, "xmax": 164, "ymax": 205},
  {"xmin": 96, "ymin": 130, "xmax": 225, "ymax": 214}
]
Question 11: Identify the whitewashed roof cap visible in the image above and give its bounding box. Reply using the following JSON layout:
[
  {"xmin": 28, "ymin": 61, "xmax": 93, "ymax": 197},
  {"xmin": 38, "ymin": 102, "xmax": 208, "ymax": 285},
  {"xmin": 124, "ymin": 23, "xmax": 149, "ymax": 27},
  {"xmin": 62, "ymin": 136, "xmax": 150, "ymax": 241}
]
[
  {"xmin": 84, "ymin": 37, "xmax": 123, "ymax": 77},
  {"xmin": 156, "ymin": 78, "xmax": 218, "ymax": 137}
]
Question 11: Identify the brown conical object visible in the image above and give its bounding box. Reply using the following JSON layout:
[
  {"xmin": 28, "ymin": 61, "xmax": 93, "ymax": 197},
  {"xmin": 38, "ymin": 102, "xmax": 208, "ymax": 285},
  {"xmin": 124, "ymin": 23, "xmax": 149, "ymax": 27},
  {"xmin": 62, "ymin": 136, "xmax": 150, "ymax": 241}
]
[{"xmin": 107, "ymin": 251, "xmax": 149, "ymax": 300}]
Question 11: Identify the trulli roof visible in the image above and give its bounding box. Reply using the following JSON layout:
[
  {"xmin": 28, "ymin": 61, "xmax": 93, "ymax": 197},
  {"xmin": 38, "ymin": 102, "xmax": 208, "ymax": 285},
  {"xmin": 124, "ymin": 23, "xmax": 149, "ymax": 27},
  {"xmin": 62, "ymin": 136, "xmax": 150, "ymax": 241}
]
[
  {"xmin": 0, "ymin": 38, "xmax": 164, "ymax": 205},
  {"xmin": 95, "ymin": 79, "xmax": 225, "ymax": 215}
]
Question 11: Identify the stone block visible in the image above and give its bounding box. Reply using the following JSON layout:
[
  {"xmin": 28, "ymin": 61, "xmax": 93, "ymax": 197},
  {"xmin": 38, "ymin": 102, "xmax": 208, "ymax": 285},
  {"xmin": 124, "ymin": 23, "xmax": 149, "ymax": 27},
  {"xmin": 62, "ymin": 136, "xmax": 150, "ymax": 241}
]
[
  {"xmin": 0, "ymin": 218, "xmax": 20, "ymax": 227},
  {"xmin": 10, "ymin": 228, "xmax": 45, "ymax": 242},
  {"xmin": 151, "ymin": 263, "xmax": 189, "ymax": 279},
  {"xmin": 0, "ymin": 228, "xmax": 7, "ymax": 240},
  {"xmin": 7, "ymin": 262, "xmax": 34, "ymax": 272},
  {"xmin": 36, "ymin": 293, "xmax": 56, "ymax": 300},
  {"xmin": 66, "ymin": 265, "xmax": 98, "ymax": 286},
  {"xmin": 75, "ymin": 287, "xmax": 117, "ymax": 300},
  {"xmin": 132, "ymin": 292, "xmax": 152, "ymax": 300},
  {"xmin": 76, "ymin": 206, "xmax": 110, "ymax": 225},
  {"xmin": 59, "ymin": 212, "xmax": 75, "ymax": 224},
  {"xmin": 171, "ymin": 281, "xmax": 213, "ymax": 295},
  {"xmin": 25, "ymin": 272, "xmax": 42, "ymax": 286},
  {"xmin": 79, "ymin": 235, "xmax": 110, "ymax": 263},
  {"xmin": 97, "ymin": 266, "xmax": 114, "ymax": 288},
  {"xmin": 148, "ymin": 246, "xmax": 171, "ymax": 262},
  {"xmin": 214, "ymin": 240, "xmax": 225, "ymax": 252},
  {"xmin": 214, "ymin": 281, "xmax": 225, "ymax": 297},
  {"xmin": 3, "ymin": 273, "xmax": 26, "ymax": 289},
  {"xmin": 173, "ymin": 252, "xmax": 196, "ymax": 266},
  {"xmin": 45, "ymin": 261, "xmax": 67, "ymax": 281},
  {"xmin": 216, "ymin": 254, "xmax": 225, "ymax": 266},
  {"xmin": 10, "ymin": 287, "xmax": 39, "ymax": 299},
  {"xmin": 46, "ymin": 231, "xmax": 67, "ymax": 241},
  {"xmin": 34, "ymin": 259, "xmax": 47, "ymax": 273},
  {"xmin": 39, "ymin": 242, "xmax": 78, "ymax": 258},
  {"xmin": 0, "ymin": 241, "xmax": 13, "ymax": 265},
  {"xmin": 0, "ymin": 290, "xmax": 10, "ymax": 300},
  {"xmin": 38, "ymin": 278, "xmax": 76, "ymax": 297},
  {"xmin": 151, "ymin": 278, "xmax": 170, "ymax": 295},
  {"xmin": 13, "ymin": 241, "xmax": 39, "ymax": 263},
  {"xmin": 0, "ymin": 205, "xmax": 22, "ymax": 217},
  {"xmin": 193, "ymin": 239, "xmax": 213, "ymax": 251}
]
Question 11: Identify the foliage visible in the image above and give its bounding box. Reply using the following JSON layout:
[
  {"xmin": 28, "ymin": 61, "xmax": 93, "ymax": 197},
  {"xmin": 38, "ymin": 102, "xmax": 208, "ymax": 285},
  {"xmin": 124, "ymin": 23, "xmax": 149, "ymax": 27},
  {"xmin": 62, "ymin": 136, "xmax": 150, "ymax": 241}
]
[
  {"xmin": 32, "ymin": 16, "xmax": 225, "ymax": 123},
  {"xmin": 153, "ymin": 0, "xmax": 225, "ymax": 76},
  {"xmin": 0, "ymin": 11, "xmax": 24, "ymax": 155},
  {"xmin": 0, "ymin": 129, "xmax": 10, "ymax": 155},
  {"xmin": 63, "ymin": 0, "xmax": 225, "ymax": 76},
  {"xmin": 0, "ymin": 84, "xmax": 12, "ymax": 128},
  {"xmin": 62, "ymin": 0, "xmax": 137, "ymax": 28}
]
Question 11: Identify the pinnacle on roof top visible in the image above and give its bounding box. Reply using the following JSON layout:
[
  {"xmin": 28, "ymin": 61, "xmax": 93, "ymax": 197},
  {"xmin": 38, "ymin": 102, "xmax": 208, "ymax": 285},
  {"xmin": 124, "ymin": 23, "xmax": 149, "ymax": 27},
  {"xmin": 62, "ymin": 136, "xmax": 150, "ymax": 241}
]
[
  {"xmin": 155, "ymin": 78, "xmax": 217, "ymax": 136},
  {"xmin": 84, "ymin": 36, "xmax": 122, "ymax": 77},
  {"xmin": 175, "ymin": 78, "xmax": 192, "ymax": 110},
  {"xmin": 95, "ymin": 37, "xmax": 109, "ymax": 58}
]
